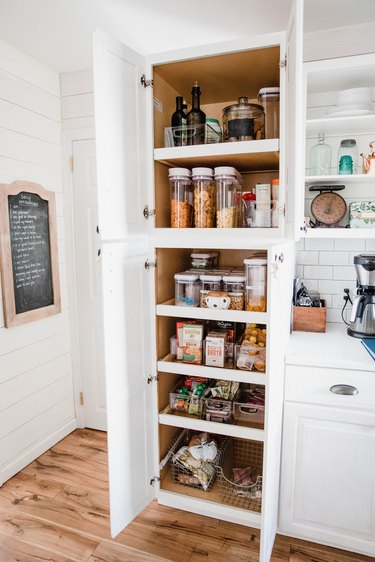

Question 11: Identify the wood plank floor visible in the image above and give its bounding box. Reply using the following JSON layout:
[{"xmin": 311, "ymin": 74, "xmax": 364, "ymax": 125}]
[{"xmin": 0, "ymin": 429, "xmax": 373, "ymax": 562}]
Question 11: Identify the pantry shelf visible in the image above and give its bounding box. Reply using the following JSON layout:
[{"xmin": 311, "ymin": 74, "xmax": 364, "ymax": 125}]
[
  {"xmin": 306, "ymin": 114, "xmax": 375, "ymax": 136},
  {"xmin": 156, "ymin": 299, "xmax": 269, "ymax": 323},
  {"xmin": 158, "ymin": 411, "xmax": 265, "ymax": 441},
  {"xmin": 305, "ymin": 174, "xmax": 375, "ymax": 184},
  {"xmin": 153, "ymin": 228, "xmax": 284, "ymax": 249},
  {"xmin": 154, "ymin": 139, "xmax": 279, "ymax": 172},
  {"xmin": 158, "ymin": 355, "xmax": 266, "ymax": 384}
]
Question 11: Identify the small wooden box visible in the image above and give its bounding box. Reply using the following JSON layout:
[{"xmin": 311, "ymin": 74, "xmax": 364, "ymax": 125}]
[{"xmin": 292, "ymin": 300, "xmax": 326, "ymax": 333}]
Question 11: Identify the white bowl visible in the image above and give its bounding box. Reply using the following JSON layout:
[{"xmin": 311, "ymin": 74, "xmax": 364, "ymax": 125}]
[{"xmin": 337, "ymin": 87, "xmax": 372, "ymax": 107}]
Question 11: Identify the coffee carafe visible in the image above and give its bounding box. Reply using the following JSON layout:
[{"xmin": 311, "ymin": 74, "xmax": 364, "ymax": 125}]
[{"xmin": 347, "ymin": 254, "xmax": 375, "ymax": 338}]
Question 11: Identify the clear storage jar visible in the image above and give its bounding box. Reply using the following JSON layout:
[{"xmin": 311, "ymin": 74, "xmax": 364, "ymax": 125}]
[
  {"xmin": 222, "ymin": 274, "xmax": 245, "ymax": 311},
  {"xmin": 174, "ymin": 272, "xmax": 201, "ymax": 307},
  {"xmin": 215, "ymin": 166, "xmax": 242, "ymax": 228},
  {"xmin": 191, "ymin": 252, "xmax": 218, "ymax": 270},
  {"xmin": 169, "ymin": 168, "xmax": 193, "ymax": 228},
  {"xmin": 199, "ymin": 273, "xmax": 222, "ymax": 307},
  {"xmin": 244, "ymin": 258, "xmax": 267, "ymax": 312},
  {"xmin": 222, "ymin": 97, "xmax": 265, "ymax": 142},
  {"xmin": 192, "ymin": 167, "xmax": 216, "ymax": 228},
  {"xmin": 257, "ymin": 87, "xmax": 280, "ymax": 139}
]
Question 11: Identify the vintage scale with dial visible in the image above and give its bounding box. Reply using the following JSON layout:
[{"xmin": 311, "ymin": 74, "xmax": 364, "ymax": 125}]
[{"xmin": 309, "ymin": 185, "xmax": 347, "ymax": 228}]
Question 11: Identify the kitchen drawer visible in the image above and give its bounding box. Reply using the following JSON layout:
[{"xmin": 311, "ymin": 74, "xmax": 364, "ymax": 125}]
[{"xmin": 285, "ymin": 365, "xmax": 375, "ymax": 410}]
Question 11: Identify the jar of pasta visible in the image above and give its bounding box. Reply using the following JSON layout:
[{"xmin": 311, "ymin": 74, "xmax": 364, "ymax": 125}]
[
  {"xmin": 192, "ymin": 167, "xmax": 216, "ymax": 228},
  {"xmin": 169, "ymin": 168, "xmax": 193, "ymax": 228},
  {"xmin": 214, "ymin": 167, "xmax": 242, "ymax": 228},
  {"xmin": 199, "ymin": 273, "xmax": 222, "ymax": 307}
]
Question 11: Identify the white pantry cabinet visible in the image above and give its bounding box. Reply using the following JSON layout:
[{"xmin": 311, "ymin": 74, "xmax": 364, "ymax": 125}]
[
  {"xmin": 92, "ymin": 1, "xmax": 302, "ymax": 560},
  {"xmin": 301, "ymin": 52, "xmax": 375, "ymax": 238},
  {"xmin": 279, "ymin": 364, "xmax": 375, "ymax": 557}
]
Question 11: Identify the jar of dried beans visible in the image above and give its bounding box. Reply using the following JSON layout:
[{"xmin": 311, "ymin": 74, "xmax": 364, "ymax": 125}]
[
  {"xmin": 192, "ymin": 167, "xmax": 216, "ymax": 228},
  {"xmin": 169, "ymin": 168, "xmax": 193, "ymax": 228}
]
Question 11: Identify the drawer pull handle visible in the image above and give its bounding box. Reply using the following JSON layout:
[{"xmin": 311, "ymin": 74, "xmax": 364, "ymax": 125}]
[{"xmin": 329, "ymin": 384, "xmax": 358, "ymax": 396}]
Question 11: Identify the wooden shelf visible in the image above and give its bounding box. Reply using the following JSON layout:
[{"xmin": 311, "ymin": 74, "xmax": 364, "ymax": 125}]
[
  {"xmin": 306, "ymin": 114, "xmax": 375, "ymax": 136},
  {"xmin": 305, "ymin": 174, "xmax": 375, "ymax": 184},
  {"xmin": 154, "ymin": 139, "xmax": 279, "ymax": 172},
  {"xmin": 159, "ymin": 409, "xmax": 265, "ymax": 440},
  {"xmin": 156, "ymin": 299, "xmax": 269, "ymax": 323},
  {"xmin": 158, "ymin": 355, "xmax": 266, "ymax": 384}
]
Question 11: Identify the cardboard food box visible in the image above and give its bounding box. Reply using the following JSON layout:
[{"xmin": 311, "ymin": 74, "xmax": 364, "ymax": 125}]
[{"xmin": 292, "ymin": 300, "xmax": 326, "ymax": 333}]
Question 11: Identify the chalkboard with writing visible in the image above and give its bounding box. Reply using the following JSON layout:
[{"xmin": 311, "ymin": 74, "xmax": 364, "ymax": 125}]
[{"xmin": 0, "ymin": 181, "xmax": 61, "ymax": 328}]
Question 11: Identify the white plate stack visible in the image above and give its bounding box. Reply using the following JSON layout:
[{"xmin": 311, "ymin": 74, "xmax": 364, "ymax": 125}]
[{"xmin": 327, "ymin": 87, "xmax": 373, "ymax": 117}]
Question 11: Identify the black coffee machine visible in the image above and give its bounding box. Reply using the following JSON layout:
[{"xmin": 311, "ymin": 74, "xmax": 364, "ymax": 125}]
[{"xmin": 347, "ymin": 254, "xmax": 375, "ymax": 338}]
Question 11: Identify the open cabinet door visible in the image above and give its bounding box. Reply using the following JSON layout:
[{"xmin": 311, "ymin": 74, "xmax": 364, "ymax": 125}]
[
  {"xmin": 93, "ymin": 29, "xmax": 155, "ymax": 537},
  {"xmin": 284, "ymin": 0, "xmax": 304, "ymax": 241}
]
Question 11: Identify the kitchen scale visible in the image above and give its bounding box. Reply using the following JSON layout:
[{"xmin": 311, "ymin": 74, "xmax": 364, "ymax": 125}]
[{"xmin": 309, "ymin": 185, "xmax": 347, "ymax": 228}]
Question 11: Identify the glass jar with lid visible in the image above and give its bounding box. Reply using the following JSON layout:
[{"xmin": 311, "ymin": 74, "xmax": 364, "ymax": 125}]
[
  {"xmin": 244, "ymin": 258, "xmax": 267, "ymax": 312},
  {"xmin": 199, "ymin": 273, "xmax": 222, "ymax": 307},
  {"xmin": 174, "ymin": 272, "xmax": 201, "ymax": 307},
  {"xmin": 222, "ymin": 97, "xmax": 265, "ymax": 142},
  {"xmin": 222, "ymin": 274, "xmax": 245, "ymax": 310},
  {"xmin": 215, "ymin": 166, "xmax": 242, "ymax": 228},
  {"xmin": 169, "ymin": 168, "xmax": 193, "ymax": 228},
  {"xmin": 192, "ymin": 167, "xmax": 216, "ymax": 228}
]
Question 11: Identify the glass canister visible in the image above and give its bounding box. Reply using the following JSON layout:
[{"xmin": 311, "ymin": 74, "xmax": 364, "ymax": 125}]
[
  {"xmin": 174, "ymin": 272, "xmax": 201, "ymax": 306},
  {"xmin": 257, "ymin": 87, "xmax": 280, "ymax": 139},
  {"xmin": 169, "ymin": 168, "xmax": 193, "ymax": 227},
  {"xmin": 244, "ymin": 258, "xmax": 267, "ymax": 312},
  {"xmin": 199, "ymin": 273, "xmax": 222, "ymax": 307},
  {"xmin": 192, "ymin": 167, "xmax": 216, "ymax": 228},
  {"xmin": 338, "ymin": 139, "xmax": 358, "ymax": 174},
  {"xmin": 215, "ymin": 166, "xmax": 242, "ymax": 228},
  {"xmin": 222, "ymin": 274, "xmax": 245, "ymax": 310},
  {"xmin": 222, "ymin": 97, "xmax": 265, "ymax": 142}
]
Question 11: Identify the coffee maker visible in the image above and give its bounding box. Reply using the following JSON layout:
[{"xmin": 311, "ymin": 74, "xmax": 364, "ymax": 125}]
[{"xmin": 347, "ymin": 254, "xmax": 375, "ymax": 338}]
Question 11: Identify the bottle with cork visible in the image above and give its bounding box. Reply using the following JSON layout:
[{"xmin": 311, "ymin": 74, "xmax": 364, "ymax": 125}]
[{"xmin": 187, "ymin": 82, "xmax": 206, "ymax": 145}]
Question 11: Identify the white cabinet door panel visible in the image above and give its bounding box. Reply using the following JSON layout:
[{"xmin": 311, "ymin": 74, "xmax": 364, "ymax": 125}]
[{"xmin": 280, "ymin": 402, "xmax": 375, "ymax": 557}]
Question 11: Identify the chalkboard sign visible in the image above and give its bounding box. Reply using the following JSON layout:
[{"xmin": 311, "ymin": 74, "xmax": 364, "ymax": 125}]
[{"xmin": 0, "ymin": 181, "xmax": 61, "ymax": 327}]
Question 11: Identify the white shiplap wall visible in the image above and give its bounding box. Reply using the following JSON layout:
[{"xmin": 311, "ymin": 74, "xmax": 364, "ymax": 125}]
[
  {"xmin": 0, "ymin": 38, "xmax": 76, "ymax": 485},
  {"xmin": 61, "ymin": 69, "xmax": 94, "ymax": 130}
]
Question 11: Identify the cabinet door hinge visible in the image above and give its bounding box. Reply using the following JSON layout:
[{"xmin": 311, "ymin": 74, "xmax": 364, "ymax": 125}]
[
  {"xmin": 144, "ymin": 259, "xmax": 157, "ymax": 270},
  {"xmin": 69, "ymin": 155, "xmax": 74, "ymax": 172},
  {"xmin": 79, "ymin": 392, "xmax": 84, "ymax": 405},
  {"xmin": 147, "ymin": 374, "xmax": 159, "ymax": 384},
  {"xmin": 143, "ymin": 205, "xmax": 156, "ymax": 219},
  {"xmin": 141, "ymin": 74, "xmax": 153, "ymax": 88},
  {"xmin": 279, "ymin": 56, "xmax": 287, "ymax": 69},
  {"xmin": 150, "ymin": 476, "xmax": 161, "ymax": 486}
]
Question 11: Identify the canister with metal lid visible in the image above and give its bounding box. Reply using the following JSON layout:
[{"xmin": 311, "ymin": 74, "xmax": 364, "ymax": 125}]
[{"xmin": 222, "ymin": 97, "xmax": 265, "ymax": 142}]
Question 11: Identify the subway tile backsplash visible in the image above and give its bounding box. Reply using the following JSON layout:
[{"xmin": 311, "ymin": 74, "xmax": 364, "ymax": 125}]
[{"xmin": 296, "ymin": 238, "xmax": 364, "ymax": 323}]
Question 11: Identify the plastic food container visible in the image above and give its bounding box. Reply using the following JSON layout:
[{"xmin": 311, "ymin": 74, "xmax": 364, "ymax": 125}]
[
  {"xmin": 244, "ymin": 258, "xmax": 267, "ymax": 311},
  {"xmin": 235, "ymin": 343, "xmax": 266, "ymax": 372},
  {"xmin": 205, "ymin": 119, "xmax": 222, "ymax": 144},
  {"xmin": 215, "ymin": 166, "xmax": 242, "ymax": 228},
  {"xmin": 190, "ymin": 252, "xmax": 218, "ymax": 270},
  {"xmin": 192, "ymin": 168, "xmax": 216, "ymax": 228},
  {"xmin": 257, "ymin": 87, "xmax": 280, "ymax": 139},
  {"xmin": 169, "ymin": 381, "xmax": 211, "ymax": 417},
  {"xmin": 244, "ymin": 201, "xmax": 276, "ymax": 228},
  {"xmin": 169, "ymin": 168, "xmax": 193, "ymax": 228},
  {"xmin": 222, "ymin": 97, "xmax": 265, "ymax": 142},
  {"xmin": 174, "ymin": 272, "xmax": 201, "ymax": 307},
  {"xmin": 164, "ymin": 123, "xmax": 221, "ymax": 147},
  {"xmin": 199, "ymin": 273, "xmax": 222, "ymax": 307},
  {"xmin": 222, "ymin": 274, "xmax": 245, "ymax": 310}
]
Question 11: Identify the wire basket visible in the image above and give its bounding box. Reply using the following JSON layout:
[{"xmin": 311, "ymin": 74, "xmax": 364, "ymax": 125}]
[
  {"xmin": 166, "ymin": 429, "xmax": 229, "ymax": 491},
  {"xmin": 215, "ymin": 438, "xmax": 263, "ymax": 512}
]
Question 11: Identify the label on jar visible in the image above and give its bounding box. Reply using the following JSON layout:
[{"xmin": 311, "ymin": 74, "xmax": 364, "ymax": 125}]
[{"xmin": 228, "ymin": 118, "xmax": 254, "ymax": 139}]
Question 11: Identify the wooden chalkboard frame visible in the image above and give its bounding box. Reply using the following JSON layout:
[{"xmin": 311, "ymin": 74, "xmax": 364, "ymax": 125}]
[{"xmin": 0, "ymin": 181, "xmax": 61, "ymax": 328}]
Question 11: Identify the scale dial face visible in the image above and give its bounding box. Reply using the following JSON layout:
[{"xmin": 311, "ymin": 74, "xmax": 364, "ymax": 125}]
[{"xmin": 311, "ymin": 191, "xmax": 347, "ymax": 226}]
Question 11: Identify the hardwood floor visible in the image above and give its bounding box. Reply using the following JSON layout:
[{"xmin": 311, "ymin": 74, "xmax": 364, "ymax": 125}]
[{"xmin": 0, "ymin": 429, "xmax": 373, "ymax": 562}]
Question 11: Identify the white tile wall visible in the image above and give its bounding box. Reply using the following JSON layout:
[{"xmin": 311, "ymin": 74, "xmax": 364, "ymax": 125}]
[{"xmin": 296, "ymin": 238, "xmax": 365, "ymax": 323}]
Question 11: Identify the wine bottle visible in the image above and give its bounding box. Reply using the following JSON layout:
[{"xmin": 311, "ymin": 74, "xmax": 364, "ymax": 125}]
[
  {"xmin": 187, "ymin": 82, "xmax": 206, "ymax": 145},
  {"xmin": 171, "ymin": 96, "xmax": 187, "ymax": 146}
]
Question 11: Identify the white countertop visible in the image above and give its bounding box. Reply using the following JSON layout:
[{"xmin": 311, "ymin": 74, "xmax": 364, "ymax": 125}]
[{"xmin": 286, "ymin": 323, "xmax": 375, "ymax": 372}]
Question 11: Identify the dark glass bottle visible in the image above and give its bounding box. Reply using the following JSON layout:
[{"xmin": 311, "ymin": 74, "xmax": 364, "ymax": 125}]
[
  {"xmin": 171, "ymin": 96, "xmax": 187, "ymax": 146},
  {"xmin": 187, "ymin": 82, "xmax": 206, "ymax": 145}
]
